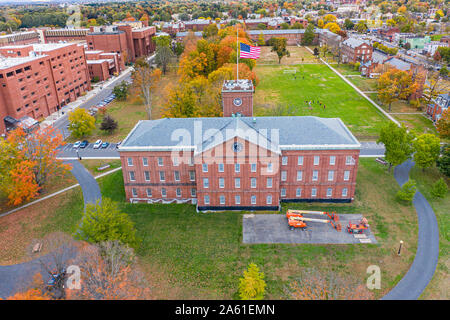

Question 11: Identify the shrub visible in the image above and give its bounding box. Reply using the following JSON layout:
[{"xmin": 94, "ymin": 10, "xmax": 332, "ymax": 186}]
[
  {"xmin": 354, "ymin": 62, "xmax": 360, "ymax": 71},
  {"xmin": 238, "ymin": 263, "xmax": 266, "ymax": 300},
  {"xmin": 431, "ymin": 178, "xmax": 448, "ymax": 198},
  {"xmin": 396, "ymin": 179, "xmax": 417, "ymax": 203}
]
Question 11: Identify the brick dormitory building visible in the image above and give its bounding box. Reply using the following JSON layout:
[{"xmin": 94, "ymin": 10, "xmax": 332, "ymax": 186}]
[
  {"xmin": 118, "ymin": 79, "xmax": 361, "ymax": 211},
  {"xmin": 0, "ymin": 42, "xmax": 90, "ymax": 134}
]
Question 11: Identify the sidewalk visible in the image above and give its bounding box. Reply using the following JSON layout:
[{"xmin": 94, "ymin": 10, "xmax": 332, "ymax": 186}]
[{"xmin": 40, "ymin": 67, "xmax": 133, "ymax": 129}]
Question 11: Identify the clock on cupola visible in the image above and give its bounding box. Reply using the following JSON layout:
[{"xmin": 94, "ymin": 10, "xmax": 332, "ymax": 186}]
[{"xmin": 221, "ymin": 79, "xmax": 254, "ymax": 117}]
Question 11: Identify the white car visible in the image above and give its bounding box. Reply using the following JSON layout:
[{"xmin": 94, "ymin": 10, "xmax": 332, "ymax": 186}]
[
  {"xmin": 73, "ymin": 141, "xmax": 81, "ymax": 148},
  {"xmin": 93, "ymin": 139, "xmax": 102, "ymax": 149}
]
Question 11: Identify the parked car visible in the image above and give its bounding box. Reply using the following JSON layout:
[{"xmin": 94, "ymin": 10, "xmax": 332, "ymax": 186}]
[
  {"xmin": 101, "ymin": 142, "xmax": 110, "ymax": 149},
  {"xmin": 79, "ymin": 140, "xmax": 89, "ymax": 148},
  {"xmin": 93, "ymin": 139, "xmax": 102, "ymax": 149},
  {"xmin": 73, "ymin": 141, "xmax": 81, "ymax": 148}
]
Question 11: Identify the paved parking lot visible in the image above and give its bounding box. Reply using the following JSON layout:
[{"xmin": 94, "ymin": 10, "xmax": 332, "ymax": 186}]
[
  {"xmin": 242, "ymin": 213, "xmax": 377, "ymax": 244},
  {"xmin": 57, "ymin": 142, "xmax": 120, "ymax": 159}
]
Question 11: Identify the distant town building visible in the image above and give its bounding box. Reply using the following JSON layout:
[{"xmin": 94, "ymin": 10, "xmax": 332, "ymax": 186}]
[
  {"xmin": 341, "ymin": 38, "xmax": 373, "ymax": 63},
  {"xmin": 427, "ymin": 93, "xmax": 450, "ymax": 122}
]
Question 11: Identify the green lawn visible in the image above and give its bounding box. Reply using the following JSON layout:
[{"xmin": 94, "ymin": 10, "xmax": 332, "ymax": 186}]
[
  {"xmin": 98, "ymin": 158, "xmax": 417, "ymax": 299},
  {"xmin": 409, "ymin": 166, "xmax": 449, "ymax": 300},
  {"xmin": 254, "ymin": 64, "xmax": 390, "ymax": 139}
]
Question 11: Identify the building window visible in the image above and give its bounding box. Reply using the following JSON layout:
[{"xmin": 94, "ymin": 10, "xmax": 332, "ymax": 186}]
[
  {"xmin": 202, "ymin": 163, "xmax": 208, "ymax": 172},
  {"xmin": 146, "ymin": 188, "xmax": 152, "ymax": 197},
  {"xmin": 312, "ymin": 170, "xmax": 319, "ymax": 181},
  {"xmin": 344, "ymin": 170, "xmax": 350, "ymax": 181},
  {"xmin": 251, "ymin": 195, "xmax": 256, "ymax": 205},
  {"xmin": 142, "ymin": 157, "xmax": 148, "ymax": 166},
  {"xmin": 219, "ymin": 177, "xmax": 225, "ymax": 188},
  {"xmin": 297, "ymin": 170, "xmax": 303, "ymax": 181},
  {"xmin": 218, "ymin": 163, "xmax": 224, "ymax": 172},
  {"xmin": 328, "ymin": 170, "xmax": 334, "ymax": 181},
  {"xmin": 176, "ymin": 188, "xmax": 181, "ymax": 197},
  {"xmin": 220, "ymin": 195, "xmax": 225, "ymax": 205},
  {"xmin": 235, "ymin": 195, "xmax": 241, "ymax": 205},
  {"xmin": 327, "ymin": 188, "xmax": 333, "ymax": 197},
  {"xmin": 204, "ymin": 195, "xmax": 210, "ymax": 205},
  {"xmin": 281, "ymin": 171, "xmax": 287, "ymax": 181},
  {"xmin": 172, "ymin": 157, "xmax": 179, "ymax": 166},
  {"xmin": 311, "ymin": 188, "xmax": 317, "ymax": 197},
  {"xmin": 129, "ymin": 171, "xmax": 135, "ymax": 181},
  {"xmin": 314, "ymin": 156, "xmax": 320, "ymax": 165},
  {"xmin": 132, "ymin": 188, "xmax": 137, "ymax": 197},
  {"xmin": 267, "ymin": 177, "xmax": 272, "ymax": 188},
  {"xmin": 296, "ymin": 188, "xmax": 302, "ymax": 197},
  {"xmin": 282, "ymin": 156, "xmax": 288, "ymax": 165},
  {"xmin": 235, "ymin": 177, "xmax": 241, "ymax": 188},
  {"xmin": 174, "ymin": 171, "xmax": 180, "ymax": 181},
  {"xmin": 330, "ymin": 156, "xmax": 336, "ymax": 165},
  {"xmin": 144, "ymin": 171, "xmax": 150, "ymax": 181},
  {"xmin": 127, "ymin": 157, "xmax": 133, "ymax": 166},
  {"xmin": 235, "ymin": 163, "xmax": 240, "ymax": 173},
  {"xmin": 189, "ymin": 157, "xmax": 194, "ymax": 166},
  {"xmin": 158, "ymin": 157, "xmax": 163, "ymax": 166},
  {"xmin": 251, "ymin": 178, "xmax": 257, "ymax": 188},
  {"xmin": 159, "ymin": 171, "xmax": 165, "ymax": 181},
  {"xmin": 251, "ymin": 163, "xmax": 257, "ymax": 172},
  {"xmin": 203, "ymin": 178, "xmax": 209, "ymax": 188},
  {"xmin": 189, "ymin": 170, "xmax": 195, "ymax": 181},
  {"xmin": 342, "ymin": 188, "xmax": 348, "ymax": 197},
  {"xmin": 281, "ymin": 188, "xmax": 286, "ymax": 197},
  {"xmin": 267, "ymin": 162, "xmax": 273, "ymax": 173},
  {"xmin": 191, "ymin": 188, "xmax": 196, "ymax": 197},
  {"xmin": 161, "ymin": 188, "xmax": 167, "ymax": 197},
  {"xmin": 346, "ymin": 156, "xmax": 354, "ymax": 165},
  {"xmin": 266, "ymin": 195, "xmax": 272, "ymax": 205}
]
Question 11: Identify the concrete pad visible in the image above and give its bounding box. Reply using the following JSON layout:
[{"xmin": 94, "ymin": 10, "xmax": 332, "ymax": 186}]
[{"xmin": 242, "ymin": 213, "xmax": 378, "ymax": 244}]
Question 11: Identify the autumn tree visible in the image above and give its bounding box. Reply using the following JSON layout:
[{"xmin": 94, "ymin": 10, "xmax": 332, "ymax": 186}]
[
  {"xmin": 100, "ymin": 115, "xmax": 118, "ymax": 134},
  {"xmin": 68, "ymin": 241, "xmax": 150, "ymax": 300},
  {"xmin": 324, "ymin": 22, "xmax": 341, "ymax": 34},
  {"xmin": 413, "ymin": 134, "xmax": 441, "ymax": 170},
  {"xmin": 68, "ymin": 108, "xmax": 96, "ymax": 138},
  {"xmin": 423, "ymin": 72, "xmax": 449, "ymax": 107},
  {"xmin": 132, "ymin": 59, "xmax": 162, "ymax": 120},
  {"xmin": 355, "ymin": 20, "xmax": 368, "ymax": 33},
  {"xmin": 270, "ymin": 37, "xmax": 290, "ymax": 64},
  {"xmin": 75, "ymin": 198, "xmax": 139, "ymax": 249},
  {"xmin": 155, "ymin": 45, "xmax": 174, "ymax": 74},
  {"xmin": 436, "ymin": 109, "xmax": 450, "ymax": 139},
  {"xmin": 377, "ymin": 69, "xmax": 417, "ymax": 112},
  {"xmin": 287, "ymin": 268, "xmax": 373, "ymax": 300},
  {"xmin": 7, "ymin": 274, "xmax": 50, "ymax": 300},
  {"xmin": 377, "ymin": 122, "xmax": 414, "ymax": 171},
  {"xmin": 238, "ymin": 263, "xmax": 266, "ymax": 300},
  {"xmin": 0, "ymin": 126, "xmax": 70, "ymax": 205}
]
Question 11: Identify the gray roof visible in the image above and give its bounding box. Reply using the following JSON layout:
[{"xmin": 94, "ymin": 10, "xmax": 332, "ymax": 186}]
[
  {"xmin": 342, "ymin": 37, "xmax": 370, "ymax": 48},
  {"xmin": 119, "ymin": 116, "xmax": 360, "ymax": 153},
  {"xmin": 372, "ymin": 50, "xmax": 389, "ymax": 64},
  {"xmin": 248, "ymin": 29, "xmax": 306, "ymax": 35},
  {"xmin": 385, "ymin": 57, "xmax": 411, "ymax": 71}
]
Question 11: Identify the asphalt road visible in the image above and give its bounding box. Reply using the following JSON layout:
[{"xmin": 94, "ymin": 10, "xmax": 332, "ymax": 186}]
[
  {"xmin": 381, "ymin": 160, "xmax": 439, "ymax": 300},
  {"xmin": 65, "ymin": 160, "xmax": 101, "ymax": 205}
]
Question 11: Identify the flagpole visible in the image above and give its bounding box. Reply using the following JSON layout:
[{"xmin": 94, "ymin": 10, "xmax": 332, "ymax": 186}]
[{"xmin": 236, "ymin": 23, "xmax": 239, "ymax": 81}]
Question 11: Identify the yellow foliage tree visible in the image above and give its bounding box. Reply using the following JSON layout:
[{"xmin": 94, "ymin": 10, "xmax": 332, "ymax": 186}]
[{"xmin": 238, "ymin": 263, "xmax": 266, "ymax": 300}]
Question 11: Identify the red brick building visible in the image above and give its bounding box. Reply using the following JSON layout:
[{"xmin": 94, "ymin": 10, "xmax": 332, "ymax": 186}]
[
  {"xmin": 118, "ymin": 80, "xmax": 360, "ymax": 210},
  {"xmin": 85, "ymin": 50, "xmax": 124, "ymax": 82},
  {"xmin": 341, "ymin": 38, "xmax": 373, "ymax": 63},
  {"xmin": 0, "ymin": 31, "xmax": 41, "ymax": 47},
  {"xmin": 42, "ymin": 28, "xmax": 89, "ymax": 43},
  {"xmin": 0, "ymin": 43, "xmax": 90, "ymax": 134},
  {"xmin": 86, "ymin": 24, "xmax": 156, "ymax": 64}
]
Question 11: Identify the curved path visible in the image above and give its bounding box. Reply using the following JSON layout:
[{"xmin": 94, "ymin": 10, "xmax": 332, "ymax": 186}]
[
  {"xmin": 382, "ymin": 160, "xmax": 440, "ymax": 300},
  {"xmin": 0, "ymin": 161, "xmax": 100, "ymax": 298},
  {"xmin": 65, "ymin": 160, "xmax": 102, "ymax": 205}
]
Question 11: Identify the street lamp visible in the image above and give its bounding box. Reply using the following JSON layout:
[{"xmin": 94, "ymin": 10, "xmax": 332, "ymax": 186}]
[
  {"xmin": 398, "ymin": 240, "xmax": 403, "ymax": 255},
  {"xmin": 76, "ymin": 149, "xmax": 81, "ymax": 160}
]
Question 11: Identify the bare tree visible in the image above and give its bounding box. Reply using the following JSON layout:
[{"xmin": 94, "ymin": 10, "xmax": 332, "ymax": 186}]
[
  {"xmin": 68, "ymin": 241, "xmax": 150, "ymax": 300},
  {"xmin": 132, "ymin": 60, "xmax": 162, "ymax": 120}
]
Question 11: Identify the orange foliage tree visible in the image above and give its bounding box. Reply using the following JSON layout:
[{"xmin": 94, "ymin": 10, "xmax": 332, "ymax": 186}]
[
  {"xmin": 0, "ymin": 126, "xmax": 70, "ymax": 205},
  {"xmin": 437, "ymin": 109, "xmax": 450, "ymax": 139}
]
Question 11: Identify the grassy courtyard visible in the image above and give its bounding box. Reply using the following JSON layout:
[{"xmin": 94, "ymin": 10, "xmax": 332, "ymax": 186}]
[
  {"xmin": 253, "ymin": 64, "xmax": 390, "ymax": 139},
  {"xmin": 96, "ymin": 158, "xmax": 417, "ymax": 299}
]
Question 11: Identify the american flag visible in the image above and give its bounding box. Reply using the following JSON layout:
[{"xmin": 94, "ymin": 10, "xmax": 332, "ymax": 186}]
[{"xmin": 239, "ymin": 42, "xmax": 261, "ymax": 59}]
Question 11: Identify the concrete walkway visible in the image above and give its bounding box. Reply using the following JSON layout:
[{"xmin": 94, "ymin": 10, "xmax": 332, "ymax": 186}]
[{"xmin": 381, "ymin": 160, "xmax": 439, "ymax": 299}]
